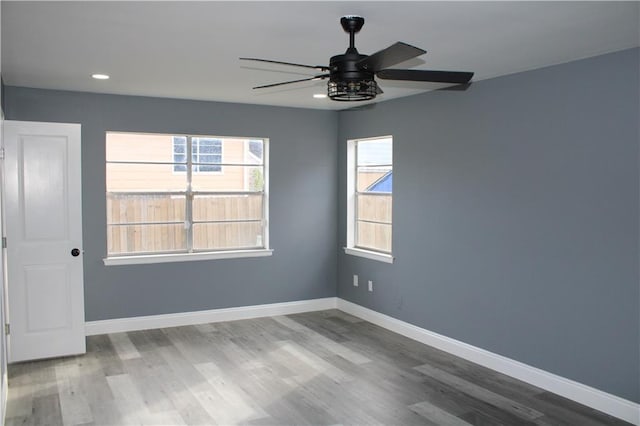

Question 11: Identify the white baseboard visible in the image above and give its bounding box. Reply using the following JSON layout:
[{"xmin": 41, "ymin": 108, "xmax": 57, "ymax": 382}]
[
  {"xmin": 85, "ymin": 297, "xmax": 337, "ymax": 336},
  {"xmin": 337, "ymin": 299, "xmax": 639, "ymax": 425}
]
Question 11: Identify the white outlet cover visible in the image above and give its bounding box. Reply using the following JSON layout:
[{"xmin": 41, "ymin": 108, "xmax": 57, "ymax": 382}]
[
  {"xmin": 353, "ymin": 275, "xmax": 358, "ymax": 287},
  {"xmin": 368, "ymin": 280, "xmax": 373, "ymax": 292}
]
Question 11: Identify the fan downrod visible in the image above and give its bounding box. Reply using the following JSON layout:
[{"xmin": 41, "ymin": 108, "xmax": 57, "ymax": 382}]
[{"xmin": 340, "ymin": 16, "xmax": 364, "ymax": 50}]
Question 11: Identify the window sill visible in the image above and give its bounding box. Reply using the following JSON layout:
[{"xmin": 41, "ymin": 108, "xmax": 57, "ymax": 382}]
[
  {"xmin": 103, "ymin": 249, "xmax": 273, "ymax": 266},
  {"xmin": 343, "ymin": 247, "xmax": 394, "ymax": 264}
]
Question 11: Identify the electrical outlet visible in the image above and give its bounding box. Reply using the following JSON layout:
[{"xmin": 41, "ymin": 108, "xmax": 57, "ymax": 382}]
[
  {"xmin": 353, "ymin": 274, "xmax": 359, "ymax": 287},
  {"xmin": 368, "ymin": 280, "xmax": 373, "ymax": 292}
]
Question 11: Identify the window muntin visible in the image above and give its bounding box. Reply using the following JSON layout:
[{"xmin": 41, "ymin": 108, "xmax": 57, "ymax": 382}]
[
  {"xmin": 106, "ymin": 132, "xmax": 268, "ymax": 257},
  {"xmin": 348, "ymin": 136, "xmax": 393, "ymax": 256}
]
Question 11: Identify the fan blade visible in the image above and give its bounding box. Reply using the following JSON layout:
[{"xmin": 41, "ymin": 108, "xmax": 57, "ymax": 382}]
[
  {"xmin": 356, "ymin": 42, "xmax": 426, "ymax": 72},
  {"xmin": 240, "ymin": 57, "xmax": 329, "ymax": 71},
  {"xmin": 439, "ymin": 83, "xmax": 472, "ymax": 91},
  {"xmin": 377, "ymin": 69, "xmax": 474, "ymax": 84},
  {"xmin": 253, "ymin": 74, "xmax": 329, "ymax": 89}
]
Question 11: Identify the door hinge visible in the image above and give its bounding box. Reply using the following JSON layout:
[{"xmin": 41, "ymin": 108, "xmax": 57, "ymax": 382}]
[
  {"xmin": 2, "ymin": 237, "xmax": 6, "ymax": 248},
  {"xmin": 0, "ymin": 148, "xmax": 5, "ymax": 160},
  {"xmin": 4, "ymin": 324, "xmax": 9, "ymax": 335}
]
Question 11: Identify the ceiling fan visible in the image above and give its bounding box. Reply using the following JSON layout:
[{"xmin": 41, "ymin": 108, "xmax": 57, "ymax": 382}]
[{"xmin": 240, "ymin": 15, "xmax": 474, "ymax": 102}]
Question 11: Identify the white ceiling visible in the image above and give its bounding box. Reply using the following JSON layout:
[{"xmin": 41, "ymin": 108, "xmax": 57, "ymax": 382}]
[{"xmin": 2, "ymin": 1, "xmax": 638, "ymax": 110}]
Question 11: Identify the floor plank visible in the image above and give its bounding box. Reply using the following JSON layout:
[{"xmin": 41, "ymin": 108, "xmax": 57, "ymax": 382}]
[{"xmin": 414, "ymin": 363, "xmax": 545, "ymax": 421}]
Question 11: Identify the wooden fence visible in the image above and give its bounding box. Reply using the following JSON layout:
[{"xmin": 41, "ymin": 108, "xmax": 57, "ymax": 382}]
[
  {"xmin": 107, "ymin": 192, "xmax": 392, "ymax": 255},
  {"xmin": 107, "ymin": 193, "xmax": 263, "ymax": 254},
  {"xmin": 356, "ymin": 194, "xmax": 392, "ymax": 253}
]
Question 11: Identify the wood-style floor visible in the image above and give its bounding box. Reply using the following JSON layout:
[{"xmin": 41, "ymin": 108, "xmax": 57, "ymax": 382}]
[{"xmin": 4, "ymin": 310, "xmax": 631, "ymax": 425}]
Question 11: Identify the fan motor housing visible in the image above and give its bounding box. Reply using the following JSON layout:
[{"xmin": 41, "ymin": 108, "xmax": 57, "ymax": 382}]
[
  {"xmin": 328, "ymin": 52, "xmax": 377, "ymax": 101},
  {"xmin": 329, "ymin": 52, "xmax": 372, "ymax": 82}
]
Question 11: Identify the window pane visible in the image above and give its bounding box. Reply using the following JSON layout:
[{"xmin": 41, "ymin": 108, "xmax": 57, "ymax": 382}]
[
  {"xmin": 173, "ymin": 137, "xmax": 186, "ymax": 153},
  {"xmin": 196, "ymin": 164, "xmax": 222, "ymax": 173},
  {"xmin": 246, "ymin": 166, "xmax": 264, "ymax": 191},
  {"xmin": 106, "ymin": 133, "xmax": 177, "ymax": 163},
  {"xmin": 198, "ymin": 154, "xmax": 218, "ymax": 163},
  {"xmin": 356, "ymin": 221, "xmax": 392, "ymax": 253},
  {"xmin": 107, "ymin": 163, "xmax": 186, "ymax": 192},
  {"xmin": 192, "ymin": 222, "xmax": 263, "ymax": 250},
  {"xmin": 191, "ymin": 165, "xmax": 264, "ymax": 192},
  {"xmin": 357, "ymin": 138, "xmax": 392, "ymax": 166},
  {"xmin": 107, "ymin": 194, "xmax": 186, "ymax": 224},
  {"xmin": 357, "ymin": 194, "xmax": 392, "ymax": 224},
  {"xmin": 173, "ymin": 137, "xmax": 187, "ymax": 170},
  {"xmin": 196, "ymin": 139, "xmax": 221, "ymax": 154},
  {"xmin": 195, "ymin": 151, "xmax": 222, "ymax": 173},
  {"xmin": 357, "ymin": 166, "xmax": 392, "ymax": 192},
  {"xmin": 193, "ymin": 138, "xmax": 222, "ymax": 160},
  {"xmin": 107, "ymin": 223, "xmax": 186, "ymax": 255},
  {"xmin": 193, "ymin": 194, "xmax": 263, "ymax": 221},
  {"xmin": 213, "ymin": 138, "xmax": 263, "ymax": 165},
  {"xmin": 249, "ymin": 140, "xmax": 263, "ymax": 161}
]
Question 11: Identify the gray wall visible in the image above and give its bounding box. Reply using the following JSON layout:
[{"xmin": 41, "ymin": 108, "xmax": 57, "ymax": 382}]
[
  {"xmin": 337, "ymin": 48, "xmax": 640, "ymax": 403},
  {"xmin": 4, "ymin": 89, "xmax": 338, "ymax": 321}
]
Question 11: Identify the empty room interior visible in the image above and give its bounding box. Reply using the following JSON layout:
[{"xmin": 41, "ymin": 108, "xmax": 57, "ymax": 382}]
[{"xmin": 0, "ymin": 1, "xmax": 638, "ymax": 425}]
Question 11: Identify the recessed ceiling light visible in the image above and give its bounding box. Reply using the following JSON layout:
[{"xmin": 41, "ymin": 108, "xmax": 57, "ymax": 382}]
[
  {"xmin": 313, "ymin": 93, "xmax": 327, "ymax": 99},
  {"xmin": 91, "ymin": 74, "xmax": 110, "ymax": 80}
]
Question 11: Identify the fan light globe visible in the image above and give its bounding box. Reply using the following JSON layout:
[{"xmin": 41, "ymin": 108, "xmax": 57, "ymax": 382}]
[{"xmin": 328, "ymin": 80, "xmax": 377, "ymax": 101}]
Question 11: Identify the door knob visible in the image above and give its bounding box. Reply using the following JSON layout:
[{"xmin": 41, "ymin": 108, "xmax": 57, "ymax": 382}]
[{"xmin": 71, "ymin": 248, "xmax": 80, "ymax": 257}]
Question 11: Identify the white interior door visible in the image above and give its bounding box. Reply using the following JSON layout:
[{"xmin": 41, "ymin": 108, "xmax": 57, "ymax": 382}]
[{"xmin": 3, "ymin": 120, "xmax": 85, "ymax": 362}]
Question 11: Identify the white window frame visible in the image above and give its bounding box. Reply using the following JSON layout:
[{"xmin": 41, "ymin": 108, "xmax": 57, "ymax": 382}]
[
  {"xmin": 344, "ymin": 135, "xmax": 394, "ymax": 264},
  {"xmin": 104, "ymin": 132, "xmax": 272, "ymax": 265}
]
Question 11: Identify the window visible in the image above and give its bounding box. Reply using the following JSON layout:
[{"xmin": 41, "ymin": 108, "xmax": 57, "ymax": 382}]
[
  {"xmin": 173, "ymin": 137, "xmax": 222, "ymax": 173},
  {"xmin": 105, "ymin": 132, "xmax": 270, "ymax": 264},
  {"xmin": 345, "ymin": 136, "xmax": 393, "ymax": 263}
]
